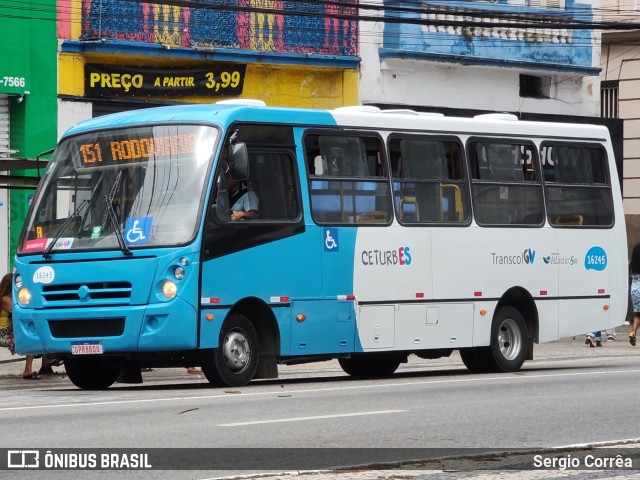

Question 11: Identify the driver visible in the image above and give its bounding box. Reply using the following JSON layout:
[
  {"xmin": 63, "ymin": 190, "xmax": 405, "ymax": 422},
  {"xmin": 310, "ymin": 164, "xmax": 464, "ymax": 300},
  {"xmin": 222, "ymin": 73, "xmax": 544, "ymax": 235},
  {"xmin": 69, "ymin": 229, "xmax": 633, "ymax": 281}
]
[{"xmin": 226, "ymin": 171, "xmax": 259, "ymax": 220}]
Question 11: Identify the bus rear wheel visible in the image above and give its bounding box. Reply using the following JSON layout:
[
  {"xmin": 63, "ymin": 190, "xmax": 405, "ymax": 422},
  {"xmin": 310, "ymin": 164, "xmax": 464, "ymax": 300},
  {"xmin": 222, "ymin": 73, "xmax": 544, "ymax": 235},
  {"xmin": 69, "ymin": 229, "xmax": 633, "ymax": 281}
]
[
  {"xmin": 461, "ymin": 306, "xmax": 528, "ymax": 373},
  {"xmin": 459, "ymin": 347, "xmax": 490, "ymax": 373},
  {"xmin": 65, "ymin": 356, "xmax": 120, "ymax": 390},
  {"xmin": 201, "ymin": 314, "xmax": 259, "ymax": 387},
  {"xmin": 338, "ymin": 353, "xmax": 402, "ymax": 378}
]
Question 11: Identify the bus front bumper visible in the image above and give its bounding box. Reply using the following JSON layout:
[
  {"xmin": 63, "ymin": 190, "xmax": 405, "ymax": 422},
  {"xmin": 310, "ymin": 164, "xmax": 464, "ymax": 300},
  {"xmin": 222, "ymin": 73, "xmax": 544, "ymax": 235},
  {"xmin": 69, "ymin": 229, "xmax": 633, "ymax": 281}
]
[{"xmin": 13, "ymin": 299, "xmax": 197, "ymax": 355}]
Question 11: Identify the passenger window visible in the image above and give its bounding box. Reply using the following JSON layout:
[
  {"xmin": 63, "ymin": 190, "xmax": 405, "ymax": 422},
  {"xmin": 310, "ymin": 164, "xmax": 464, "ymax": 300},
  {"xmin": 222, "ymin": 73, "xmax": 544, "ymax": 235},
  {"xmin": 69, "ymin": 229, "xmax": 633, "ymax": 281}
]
[
  {"xmin": 541, "ymin": 143, "xmax": 613, "ymax": 227},
  {"xmin": 468, "ymin": 139, "xmax": 544, "ymax": 226},
  {"xmin": 305, "ymin": 132, "xmax": 392, "ymax": 225},
  {"xmin": 389, "ymin": 135, "xmax": 469, "ymax": 224}
]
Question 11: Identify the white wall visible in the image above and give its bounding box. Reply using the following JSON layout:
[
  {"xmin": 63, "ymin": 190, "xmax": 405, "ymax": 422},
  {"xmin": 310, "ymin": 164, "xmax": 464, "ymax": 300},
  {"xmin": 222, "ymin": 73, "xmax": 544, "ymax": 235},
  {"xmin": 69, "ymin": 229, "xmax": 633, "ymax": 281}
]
[
  {"xmin": 363, "ymin": 59, "xmax": 599, "ymax": 116},
  {"xmin": 57, "ymin": 99, "xmax": 92, "ymax": 140}
]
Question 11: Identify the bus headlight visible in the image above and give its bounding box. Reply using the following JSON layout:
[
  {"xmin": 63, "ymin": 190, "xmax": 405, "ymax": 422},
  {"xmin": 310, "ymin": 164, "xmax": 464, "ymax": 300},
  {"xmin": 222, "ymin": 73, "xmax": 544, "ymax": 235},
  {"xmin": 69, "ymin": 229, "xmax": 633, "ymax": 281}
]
[
  {"xmin": 162, "ymin": 280, "xmax": 177, "ymax": 299},
  {"xmin": 14, "ymin": 274, "xmax": 23, "ymax": 289},
  {"xmin": 17, "ymin": 287, "xmax": 31, "ymax": 305},
  {"xmin": 174, "ymin": 266, "xmax": 185, "ymax": 281}
]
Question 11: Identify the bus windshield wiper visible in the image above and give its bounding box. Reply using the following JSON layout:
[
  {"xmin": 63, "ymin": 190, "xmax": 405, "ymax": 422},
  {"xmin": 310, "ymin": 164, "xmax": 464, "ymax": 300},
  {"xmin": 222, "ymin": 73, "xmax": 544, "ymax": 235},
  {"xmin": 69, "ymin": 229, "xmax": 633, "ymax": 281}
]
[
  {"xmin": 43, "ymin": 173, "xmax": 105, "ymax": 260},
  {"xmin": 103, "ymin": 170, "xmax": 131, "ymax": 256}
]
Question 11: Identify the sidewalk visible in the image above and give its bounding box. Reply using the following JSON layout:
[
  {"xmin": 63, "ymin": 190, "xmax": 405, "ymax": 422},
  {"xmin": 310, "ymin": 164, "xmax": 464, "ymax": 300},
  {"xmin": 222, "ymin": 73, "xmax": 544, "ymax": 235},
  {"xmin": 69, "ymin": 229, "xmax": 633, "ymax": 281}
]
[{"xmin": 0, "ymin": 325, "xmax": 635, "ymax": 386}]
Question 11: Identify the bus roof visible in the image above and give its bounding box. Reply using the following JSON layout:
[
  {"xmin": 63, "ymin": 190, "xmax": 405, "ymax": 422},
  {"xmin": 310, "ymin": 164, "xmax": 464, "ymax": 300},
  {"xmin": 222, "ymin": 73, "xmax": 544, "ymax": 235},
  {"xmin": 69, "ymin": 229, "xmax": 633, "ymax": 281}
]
[
  {"xmin": 63, "ymin": 101, "xmax": 611, "ymax": 143},
  {"xmin": 62, "ymin": 102, "xmax": 337, "ymax": 139}
]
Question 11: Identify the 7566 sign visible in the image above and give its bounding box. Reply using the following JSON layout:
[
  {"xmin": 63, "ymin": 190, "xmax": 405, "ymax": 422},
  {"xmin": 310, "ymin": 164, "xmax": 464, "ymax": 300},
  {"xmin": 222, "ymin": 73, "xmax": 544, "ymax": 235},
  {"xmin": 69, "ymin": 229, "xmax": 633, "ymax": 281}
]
[{"xmin": 1, "ymin": 76, "xmax": 26, "ymax": 88}]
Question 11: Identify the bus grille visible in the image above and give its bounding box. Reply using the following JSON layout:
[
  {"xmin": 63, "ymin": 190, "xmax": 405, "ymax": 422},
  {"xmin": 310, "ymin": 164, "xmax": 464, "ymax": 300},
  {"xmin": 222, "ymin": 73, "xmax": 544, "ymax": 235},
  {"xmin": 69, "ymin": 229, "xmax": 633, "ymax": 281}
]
[
  {"xmin": 49, "ymin": 318, "xmax": 125, "ymax": 338},
  {"xmin": 42, "ymin": 282, "xmax": 132, "ymax": 304}
]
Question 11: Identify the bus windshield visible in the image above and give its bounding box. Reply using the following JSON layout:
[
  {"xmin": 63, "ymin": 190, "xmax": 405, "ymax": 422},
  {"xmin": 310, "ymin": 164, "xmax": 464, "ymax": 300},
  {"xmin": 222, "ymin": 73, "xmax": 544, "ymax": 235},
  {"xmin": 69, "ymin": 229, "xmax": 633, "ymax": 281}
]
[{"xmin": 19, "ymin": 124, "xmax": 217, "ymax": 254}]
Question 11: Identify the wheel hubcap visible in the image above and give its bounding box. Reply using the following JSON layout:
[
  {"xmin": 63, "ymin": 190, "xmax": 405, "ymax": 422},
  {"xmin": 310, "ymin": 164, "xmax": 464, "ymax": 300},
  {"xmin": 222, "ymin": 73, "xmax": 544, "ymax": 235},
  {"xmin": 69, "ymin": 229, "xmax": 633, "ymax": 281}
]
[
  {"xmin": 498, "ymin": 318, "xmax": 522, "ymax": 360},
  {"xmin": 223, "ymin": 329, "xmax": 251, "ymax": 373}
]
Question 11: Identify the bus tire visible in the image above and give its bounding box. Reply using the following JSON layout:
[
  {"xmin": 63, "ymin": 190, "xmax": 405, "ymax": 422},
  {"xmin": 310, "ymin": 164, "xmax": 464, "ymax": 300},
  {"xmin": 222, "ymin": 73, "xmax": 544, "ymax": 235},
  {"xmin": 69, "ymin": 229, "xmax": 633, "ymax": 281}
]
[
  {"xmin": 202, "ymin": 313, "xmax": 259, "ymax": 387},
  {"xmin": 460, "ymin": 307, "xmax": 528, "ymax": 373},
  {"xmin": 459, "ymin": 347, "xmax": 491, "ymax": 373},
  {"xmin": 65, "ymin": 356, "xmax": 120, "ymax": 390},
  {"xmin": 338, "ymin": 353, "xmax": 401, "ymax": 378},
  {"xmin": 488, "ymin": 306, "xmax": 528, "ymax": 372}
]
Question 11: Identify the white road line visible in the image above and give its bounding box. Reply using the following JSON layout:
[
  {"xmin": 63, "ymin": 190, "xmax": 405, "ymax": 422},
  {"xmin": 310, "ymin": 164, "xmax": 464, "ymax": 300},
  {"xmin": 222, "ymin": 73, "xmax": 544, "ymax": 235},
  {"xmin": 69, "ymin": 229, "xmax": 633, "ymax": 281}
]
[
  {"xmin": 0, "ymin": 367, "xmax": 639, "ymax": 413},
  {"xmin": 218, "ymin": 409, "xmax": 408, "ymax": 427},
  {"xmin": 554, "ymin": 438, "xmax": 640, "ymax": 449}
]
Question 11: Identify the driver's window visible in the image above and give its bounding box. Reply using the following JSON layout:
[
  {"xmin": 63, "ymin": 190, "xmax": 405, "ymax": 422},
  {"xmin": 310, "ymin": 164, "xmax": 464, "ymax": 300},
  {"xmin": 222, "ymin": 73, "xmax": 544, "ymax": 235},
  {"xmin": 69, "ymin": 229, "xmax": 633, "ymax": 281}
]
[
  {"xmin": 211, "ymin": 126, "xmax": 300, "ymax": 223},
  {"xmin": 211, "ymin": 138, "xmax": 258, "ymax": 222}
]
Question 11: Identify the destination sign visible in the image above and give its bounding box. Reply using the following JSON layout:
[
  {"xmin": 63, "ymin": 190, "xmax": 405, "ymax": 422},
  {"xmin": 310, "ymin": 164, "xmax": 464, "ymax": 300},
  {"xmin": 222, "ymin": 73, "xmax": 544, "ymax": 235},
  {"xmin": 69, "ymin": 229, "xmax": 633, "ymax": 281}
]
[{"xmin": 77, "ymin": 134, "xmax": 198, "ymax": 166}]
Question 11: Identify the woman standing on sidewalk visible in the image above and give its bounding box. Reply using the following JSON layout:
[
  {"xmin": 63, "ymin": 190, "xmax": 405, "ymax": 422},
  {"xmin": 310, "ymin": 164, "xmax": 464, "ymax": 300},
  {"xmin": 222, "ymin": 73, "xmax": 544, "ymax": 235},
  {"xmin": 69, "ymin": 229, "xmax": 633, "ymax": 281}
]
[
  {"xmin": 629, "ymin": 244, "xmax": 640, "ymax": 346},
  {"xmin": 0, "ymin": 273, "xmax": 39, "ymax": 379}
]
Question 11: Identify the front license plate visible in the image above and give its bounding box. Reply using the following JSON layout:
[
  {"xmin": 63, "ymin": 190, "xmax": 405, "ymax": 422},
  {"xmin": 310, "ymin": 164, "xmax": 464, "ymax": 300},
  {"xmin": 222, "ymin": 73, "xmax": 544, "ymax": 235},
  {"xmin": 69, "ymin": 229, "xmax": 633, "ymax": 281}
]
[{"xmin": 71, "ymin": 341, "xmax": 103, "ymax": 355}]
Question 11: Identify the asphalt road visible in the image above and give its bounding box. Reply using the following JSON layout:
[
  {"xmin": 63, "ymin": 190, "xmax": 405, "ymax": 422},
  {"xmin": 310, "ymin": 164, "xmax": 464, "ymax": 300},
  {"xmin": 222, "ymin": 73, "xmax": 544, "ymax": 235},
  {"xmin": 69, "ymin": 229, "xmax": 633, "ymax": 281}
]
[{"xmin": 1, "ymin": 330, "xmax": 640, "ymax": 479}]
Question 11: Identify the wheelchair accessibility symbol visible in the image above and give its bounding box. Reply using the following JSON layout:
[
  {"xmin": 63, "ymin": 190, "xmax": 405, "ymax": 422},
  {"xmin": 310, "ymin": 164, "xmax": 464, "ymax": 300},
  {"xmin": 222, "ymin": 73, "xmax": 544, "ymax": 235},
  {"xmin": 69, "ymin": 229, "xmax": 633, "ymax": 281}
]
[
  {"xmin": 324, "ymin": 228, "xmax": 338, "ymax": 252},
  {"xmin": 124, "ymin": 217, "xmax": 152, "ymax": 245},
  {"xmin": 126, "ymin": 220, "xmax": 146, "ymax": 243}
]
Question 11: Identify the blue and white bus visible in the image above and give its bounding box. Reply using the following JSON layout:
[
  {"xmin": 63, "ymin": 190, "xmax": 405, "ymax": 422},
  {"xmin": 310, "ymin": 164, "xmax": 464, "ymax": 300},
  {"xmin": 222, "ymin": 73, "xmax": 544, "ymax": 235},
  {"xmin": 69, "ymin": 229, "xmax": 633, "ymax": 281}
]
[{"xmin": 12, "ymin": 100, "xmax": 628, "ymax": 389}]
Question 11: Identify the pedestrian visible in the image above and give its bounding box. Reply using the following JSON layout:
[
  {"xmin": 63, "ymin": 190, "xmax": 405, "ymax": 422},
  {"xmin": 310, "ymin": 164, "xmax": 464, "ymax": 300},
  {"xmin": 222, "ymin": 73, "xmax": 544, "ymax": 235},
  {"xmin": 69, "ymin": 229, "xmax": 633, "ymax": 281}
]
[
  {"xmin": 629, "ymin": 243, "xmax": 640, "ymax": 346},
  {"xmin": 38, "ymin": 354, "xmax": 63, "ymax": 376},
  {"xmin": 585, "ymin": 331, "xmax": 602, "ymax": 347},
  {"xmin": 0, "ymin": 273, "xmax": 40, "ymax": 379},
  {"xmin": 606, "ymin": 327, "xmax": 616, "ymax": 342},
  {"xmin": 585, "ymin": 328, "xmax": 616, "ymax": 347}
]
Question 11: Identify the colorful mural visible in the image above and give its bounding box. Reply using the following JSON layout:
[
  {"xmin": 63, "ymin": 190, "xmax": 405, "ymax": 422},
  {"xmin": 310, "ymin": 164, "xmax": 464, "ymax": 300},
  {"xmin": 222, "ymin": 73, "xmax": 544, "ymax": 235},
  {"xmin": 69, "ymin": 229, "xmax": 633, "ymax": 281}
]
[
  {"xmin": 78, "ymin": 0, "xmax": 358, "ymax": 56},
  {"xmin": 382, "ymin": 0, "xmax": 594, "ymax": 71}
]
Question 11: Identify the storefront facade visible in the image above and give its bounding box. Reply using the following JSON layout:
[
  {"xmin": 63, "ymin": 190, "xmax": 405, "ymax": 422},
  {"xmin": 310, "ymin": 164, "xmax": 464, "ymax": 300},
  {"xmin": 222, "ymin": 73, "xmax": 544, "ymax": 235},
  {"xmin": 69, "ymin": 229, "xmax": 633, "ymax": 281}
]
[
  {"xmin": 0, "ymin": 2, "xmax": 57, "ymax": 273},
  {"xmin": 57, "ymin": 0, "xmax": 360, "ymax": 132}
]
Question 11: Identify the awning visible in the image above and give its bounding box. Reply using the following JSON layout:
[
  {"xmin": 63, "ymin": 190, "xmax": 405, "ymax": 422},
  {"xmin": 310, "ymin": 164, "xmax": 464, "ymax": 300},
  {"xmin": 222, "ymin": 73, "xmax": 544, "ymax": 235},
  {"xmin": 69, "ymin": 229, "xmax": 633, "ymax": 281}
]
[{"xmin": 0, "ymin": 156, "xmax": 48, "ymax": 189}]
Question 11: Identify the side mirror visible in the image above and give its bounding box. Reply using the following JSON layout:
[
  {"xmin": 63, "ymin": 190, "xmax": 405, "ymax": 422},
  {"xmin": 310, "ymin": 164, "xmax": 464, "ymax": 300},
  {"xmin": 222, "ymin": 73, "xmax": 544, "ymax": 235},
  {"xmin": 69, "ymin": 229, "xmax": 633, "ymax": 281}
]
[{"xmin": 230, "ymin": 142, "xmax": 248, "ymax": 181}]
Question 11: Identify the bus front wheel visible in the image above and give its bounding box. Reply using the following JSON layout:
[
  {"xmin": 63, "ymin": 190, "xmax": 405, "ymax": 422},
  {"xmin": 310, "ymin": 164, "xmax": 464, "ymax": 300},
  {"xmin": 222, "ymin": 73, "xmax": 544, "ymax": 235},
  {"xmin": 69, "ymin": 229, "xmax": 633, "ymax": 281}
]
[
  {"xmin": 65, "ymin": 356, "xmax": 120, "ymax": 390},
  {"xmin": 202, "ymin": 314, "xmax": 259, "ymax": 387},
  {"xmin": 460, "ymin": 306, "xmax": 528, "ymax": 373}
]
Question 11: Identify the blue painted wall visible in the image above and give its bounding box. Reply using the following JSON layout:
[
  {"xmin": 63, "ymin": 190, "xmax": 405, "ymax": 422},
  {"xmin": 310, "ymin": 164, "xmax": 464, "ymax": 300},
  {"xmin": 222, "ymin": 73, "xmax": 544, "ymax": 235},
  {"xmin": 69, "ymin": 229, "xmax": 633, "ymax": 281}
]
[{"xmin": 382, "ymin": 0, "xmax": 594, "ymax": 72}]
